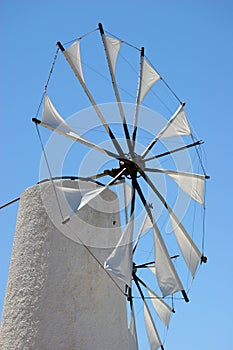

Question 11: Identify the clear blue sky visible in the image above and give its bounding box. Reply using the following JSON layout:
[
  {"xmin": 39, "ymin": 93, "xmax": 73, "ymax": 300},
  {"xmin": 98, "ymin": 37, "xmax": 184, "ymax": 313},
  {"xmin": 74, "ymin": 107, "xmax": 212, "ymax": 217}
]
[{"xmin": 1, "ymin": 1, "xmax": 233, "ymax": 349}]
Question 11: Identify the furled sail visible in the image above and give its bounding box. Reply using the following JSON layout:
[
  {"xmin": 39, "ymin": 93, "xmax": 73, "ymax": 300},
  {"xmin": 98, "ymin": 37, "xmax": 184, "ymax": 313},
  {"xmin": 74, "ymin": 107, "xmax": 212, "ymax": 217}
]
[
  {"xmin": 143, "ymin": 170, "xmax": 202, "ymax": 278},
  {"xmin": 147, "ymin": 287, "xmax": 173, "ymax": 328},
  {"xmin": 139, "ymin": 58, "xmax": 160, "ymax": 104},
  {"xmin": 66, "ymin": 39, "xmax": 85, "ymax": 82},
  {"xmin": 153, "ymin": 223, "xmax": 184, "ymax": 297},
  {"xmin": 128, "ymin": 307, "xmax": 139, "ymax": 350},
  {"xmin": 169, "ymin": 212, "xmax": 202, "ymax": 277},
  {"xmin": 104, "ymin": 218, "xmax": 134, "ymax": 287},
  {"xmin": 144, "ymin": 300, "xmax": 163, "ymax": 350},
  {"xmin": 104, "ymin": 36, "xmax": 122, "ymax": 75}
]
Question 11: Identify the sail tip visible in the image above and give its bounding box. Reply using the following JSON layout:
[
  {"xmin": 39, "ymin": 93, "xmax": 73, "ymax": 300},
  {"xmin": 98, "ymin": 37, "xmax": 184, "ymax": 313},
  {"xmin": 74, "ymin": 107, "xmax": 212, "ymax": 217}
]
[
  {"xmin": 57, "ymin": 41, "xmax": 64, "ymax": 52},
  {"xmin": 98, "ymin": 22, "xmax": 104, "ymax": 34},
  {"xmin": 181, "ymin": 290, "xmax": 189, "ymax": 303},
  {"xmin": 201, "ymin": 255, "xmax": 207, "ymax": 264},
  {"xmin": 32, "ymin": 117, "xmax": 41, "ymax": 124}
]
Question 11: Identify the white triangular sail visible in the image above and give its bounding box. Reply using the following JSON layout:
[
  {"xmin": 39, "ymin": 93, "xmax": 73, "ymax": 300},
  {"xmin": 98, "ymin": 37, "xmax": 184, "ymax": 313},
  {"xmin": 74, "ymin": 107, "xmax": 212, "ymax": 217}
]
[
  {"xmin": 42, "ymin": 93, "xmax": 74, "ymax": 133},
  {"xmin": 146, "ymin": 168, "xmax": 205, "ymax": 204},
  {"xmin": 144, "ymin": 300, "xmax": 163, "ymax": 350},
  {"xmin": 142, "ymin": 104, "xmax": 191, "ymax": 158},
  {"xmin": 41, "ymin": 94, "xmax": 119, "ymax": 159},
  {"xmin": 77, "ymin": 168, "xmax": 126, "ymax": 211},
  {"xmin": 153, "ymin": 223, "xmax": 183, "ymax": 297},
  {"xmin": 139, "ymin": 58, "xmax": 160, "ymax": 104},
  {"xmin": 128, "ymin": 307, "xmax": 139, "ymax": 350},
  {"xmin": 157, "ymin": 105, "xmax": 191, "ymax": 139},
  {"xmin": 165, "ymin": 170, "xmax": 205, "ymax": 204},
  {"xmin": 147, "ymin": 287, "xmax": 172, "ymax": 328},
  {"xmin": 104, "ymin": 217, "xmax": 134, "ymax": 287},
  {"xmin": 66, "ymin": 39, "xmax": 85, "ymax": 82},
  {"xmin": 170, "ymin": 212, "xmax": 202, "ymax": 277},
  {"xmin": 77, "ymin": 187, "xmax": 104, "ymax": 211},
  {"xmin": 104, "ymin": 35, "xmax": 122, "ymax": 75}
]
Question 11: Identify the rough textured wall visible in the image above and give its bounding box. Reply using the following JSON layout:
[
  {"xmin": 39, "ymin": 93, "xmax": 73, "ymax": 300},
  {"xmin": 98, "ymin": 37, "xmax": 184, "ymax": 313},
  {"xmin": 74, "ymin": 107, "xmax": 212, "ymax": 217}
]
[{"xmin": 0, "ymin": 181, "xmax": 128, "ymax": 350}]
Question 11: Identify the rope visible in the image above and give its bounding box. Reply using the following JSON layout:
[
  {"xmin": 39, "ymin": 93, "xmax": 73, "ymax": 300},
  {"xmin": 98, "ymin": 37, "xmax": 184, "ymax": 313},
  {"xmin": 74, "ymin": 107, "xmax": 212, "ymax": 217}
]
[
  {"xmin": 0, "ymin": 197, "xmax": 20, "ymax": 210},
  {"xmin": 202, "ymin": 188, "xmax": 207, "ymax": 254},
  {"xmin": 189, "ymin": 134, "xmax": 208, "ymax": 255},
  {"xmin": 191, "ymin": 134, "xmax": 207, "ymax": 176},
  {"xmin": 44, "ymin": 47, "xmax": 59, "ymax": 91},
  {"xmin": 64, "ymin": 28, "xmax": 98, "ymax": 46},
  {"xmin": 34, "ymin": 123, "xmax": 65, "ymax": 222},
  {"xmin": 105, "ymin": 30, "xmax": 140, "ymax": 51},
  {"xmin": 34, "ymin": 47, "xmax": 59, "ymax": 119},
  {"xmin": 145, "ymin": 55, "xmax": 183, "ymax": 105}
]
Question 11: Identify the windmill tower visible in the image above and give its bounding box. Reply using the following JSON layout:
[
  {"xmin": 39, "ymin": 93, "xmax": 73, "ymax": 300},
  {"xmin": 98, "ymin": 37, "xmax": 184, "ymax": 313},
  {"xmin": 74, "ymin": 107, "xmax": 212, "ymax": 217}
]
[{"xmin": 0, "ymin": 180, "xmax": 129, "ymax": 349}]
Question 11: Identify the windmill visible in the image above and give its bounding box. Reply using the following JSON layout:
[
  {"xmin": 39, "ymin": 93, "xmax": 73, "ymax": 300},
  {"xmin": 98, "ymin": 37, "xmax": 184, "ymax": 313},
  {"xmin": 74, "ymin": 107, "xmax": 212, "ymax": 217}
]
[{"xmin": 0, "ymin": 23, "xmax": 208, "ymax": 349}]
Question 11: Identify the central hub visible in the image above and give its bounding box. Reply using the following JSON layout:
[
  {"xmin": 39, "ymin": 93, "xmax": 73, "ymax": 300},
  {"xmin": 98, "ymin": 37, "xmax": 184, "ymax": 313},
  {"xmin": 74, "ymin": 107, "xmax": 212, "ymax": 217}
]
[{"xmin": 119, "ymin": 152, "xmax": 145, "ymax": 178}]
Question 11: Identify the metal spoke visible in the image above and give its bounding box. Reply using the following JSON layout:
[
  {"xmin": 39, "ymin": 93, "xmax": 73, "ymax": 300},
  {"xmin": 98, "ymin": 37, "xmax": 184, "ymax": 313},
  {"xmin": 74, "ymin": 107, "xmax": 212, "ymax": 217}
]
[
  {"xmin": 132, "ymin": 47, "xmax": 144, "ymax": 151},
  {"xmin": 32, "ymin": 117, "xmax": 121, "ymax": 160},
  {"xmin": 57, "ymin": 41, "xmax": 125, "ymax": 157},
  {"xmin": 98, "ymin": 23, "xmax": 133, "ymax": 155},
  {"xmin": 144, "ymin": 140, "xmax": 203, "ymax": 162}
]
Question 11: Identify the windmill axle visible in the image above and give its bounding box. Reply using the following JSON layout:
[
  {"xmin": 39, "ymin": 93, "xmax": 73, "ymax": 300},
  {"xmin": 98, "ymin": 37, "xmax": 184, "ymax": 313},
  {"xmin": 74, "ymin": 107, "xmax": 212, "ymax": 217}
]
[{"xmin": 119, "ymin": 153, "xmax": 145, "ymax": 178}]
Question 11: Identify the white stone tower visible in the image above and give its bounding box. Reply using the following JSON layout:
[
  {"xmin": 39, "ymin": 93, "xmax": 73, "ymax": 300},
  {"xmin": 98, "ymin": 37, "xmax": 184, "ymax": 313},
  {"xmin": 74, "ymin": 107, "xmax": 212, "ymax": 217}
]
[{"xmin": 0, "ymin": 180, "xmax": 129, "ymax": 349}]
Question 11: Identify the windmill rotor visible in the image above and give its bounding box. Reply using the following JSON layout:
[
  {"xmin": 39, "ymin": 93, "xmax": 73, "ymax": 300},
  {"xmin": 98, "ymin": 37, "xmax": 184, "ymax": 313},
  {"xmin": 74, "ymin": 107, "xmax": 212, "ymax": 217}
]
[{"xmin": 29, "ymin": 23, "xmax": 209, "ymax": 350}]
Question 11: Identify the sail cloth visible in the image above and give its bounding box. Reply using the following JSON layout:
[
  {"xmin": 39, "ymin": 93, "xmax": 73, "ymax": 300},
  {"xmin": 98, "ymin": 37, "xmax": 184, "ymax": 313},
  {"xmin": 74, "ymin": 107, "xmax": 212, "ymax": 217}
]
[
  {"xmin": 128, "ymin": 307, "xmax": 139, "ymax": 350},
  {"xmin": 165, "ymin": 170, "xmax": 205, "ymax": 204},
  {"xmin": 142, "ymin": 104, "xmax": 191, "ymax": 158},
  {"xmin": 77, "ymin": 167, "xmax": 126, "ymax": 211},
  {"xmin": 153, "ymin": 223, "xmax": 184, "ymax": 297},
  {"xmin": 145, "ymin": 168, "xmax": 206, "ymax": 204},
  {"xmin": 104, "ymin": 36, "xmax": 122, "ymax": 75},
  {"xmin": 66, "ymin": 39, "xmax": 85, "ymax": 82},
  {"xmin": 147, "ymin": 287, "xmax": 172, "ymax": 328},
  {"xmin": 41, "ymin": 94, "xmax": 119, "ymax": 159},
  {"xmin": 156, "ymin": 105, "xmax": 191, "ymax": 140},
  {"xmin": 139, "ymin": 58, "xmax": 160, "ymax": 104},
  {"xmin": 144, "ymin": 300, "xmax": 163, "ymax": 350},
  {"xmin": 169, "ymin": 212, "xmax": 202, "ymax": 277},
  {"xmin": 104, "ymin": 217, "xmax": 134, "ymax": 287}
]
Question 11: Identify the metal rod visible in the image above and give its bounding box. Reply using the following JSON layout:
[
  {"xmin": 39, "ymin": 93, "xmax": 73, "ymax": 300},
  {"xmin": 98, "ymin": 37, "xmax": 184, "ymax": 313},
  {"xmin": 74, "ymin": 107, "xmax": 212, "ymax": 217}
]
[
  {"xmin": 98, "ymin": 23, "xmax": 133, "ymax": 154},
  {"xmin": 144, "ymin": 140, "xmax": 203, "ymax": 162},
  {"xmin": 0, "ymin": 197, "xmax": 20, "ymax": 210},
  {"xmin": 133, "ymin": 177, "xmax": 188, "ymax": 303},
  {"xmin": 57, "ymin": 40, "xmax": 125, "ymax": 157},
  {"xmin": 32, "ymin": 117, "xmax": 120, "ymax": 160},
  {"xmin": 132, "ymin": 46, "xmax": 144, "ymax": 151}
]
